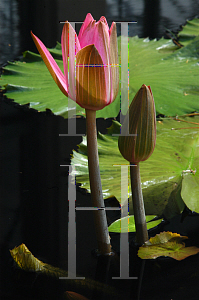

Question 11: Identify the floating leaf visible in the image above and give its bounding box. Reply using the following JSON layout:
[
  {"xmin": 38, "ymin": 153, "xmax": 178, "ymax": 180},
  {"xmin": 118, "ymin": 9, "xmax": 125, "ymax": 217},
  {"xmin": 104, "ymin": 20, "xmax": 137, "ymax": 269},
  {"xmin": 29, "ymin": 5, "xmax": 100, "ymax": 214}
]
[
  {"xmin": 1, "ymin": 19, "xmax": 199, "ymax": 118},
  {"xmin": 10, "ymin": 244, "xmax": 118, "ymax": 296},
  {"xmin": 145, "ymin": 231, "xmax": 187, "ymax": 244},
  {"xmin": 181, "ymin": 171, "xmax": 199, "ymax": 213},
  {"xmin": 138, "ymin": 231, "xmax": 199, "ymax": 260},
  {"xmin": 72, "ymin": 117, "xmax": 199, "ymax": 218},
  {"xmin": 10, "ymin": 243, "xmax": 68, "ymax": 276},
  {"xmin": 64, "ymin": 291, "xmax": 89, "ymax": 300},
  {"xmin": 0, "ymin": 46, "xmax": 119, "ymax": 119},
  {"xmin": 108, "ymin": 215, "xmax": 163, "ymax": 233},
  {"xmin": 0, "ymin": 49, "xmax": 85, "ymax": 119},
  {"xmin": 178, "ymin": 18, "xmax": 199, "ymax": 46},
  {"xmin": 122, "ymin": 35, "xmax": 199, "ymax": 116}
]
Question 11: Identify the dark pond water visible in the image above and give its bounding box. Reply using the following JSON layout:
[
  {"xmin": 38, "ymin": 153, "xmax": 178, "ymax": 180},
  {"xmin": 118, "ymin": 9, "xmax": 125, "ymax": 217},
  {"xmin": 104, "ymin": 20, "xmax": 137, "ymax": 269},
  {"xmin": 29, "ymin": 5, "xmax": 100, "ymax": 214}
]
[
  {"xmin": 1, "ymin": 1, "xmax": 199, "ymax": 299},
  {"xmin": 1, "ymin": 0, "xmax": 199, "ymax": 65}
]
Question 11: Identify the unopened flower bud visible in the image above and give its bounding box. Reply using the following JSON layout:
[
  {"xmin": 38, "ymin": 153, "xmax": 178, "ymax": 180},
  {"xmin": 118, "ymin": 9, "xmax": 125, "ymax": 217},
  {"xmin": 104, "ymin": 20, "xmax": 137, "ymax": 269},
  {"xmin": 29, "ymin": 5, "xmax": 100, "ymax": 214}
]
[{"xmin": 118, "ymin": 84, "xmax": 156, "ymax": 163}]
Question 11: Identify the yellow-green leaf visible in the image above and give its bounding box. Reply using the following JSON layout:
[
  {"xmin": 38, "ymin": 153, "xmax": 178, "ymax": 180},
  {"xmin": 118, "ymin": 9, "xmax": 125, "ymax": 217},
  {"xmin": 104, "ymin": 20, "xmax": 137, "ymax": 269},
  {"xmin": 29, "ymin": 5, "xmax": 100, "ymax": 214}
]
[
  {"xmin": 10, "ymin": 244, "xmax": 118, "ymax": 296},
  {"xmin": 10, "ymin": 243, "xmax": 67, "ymax": 276},
  {"xmin": 138, "ymin": 231, "xmax": 199, "ymax": 261}
]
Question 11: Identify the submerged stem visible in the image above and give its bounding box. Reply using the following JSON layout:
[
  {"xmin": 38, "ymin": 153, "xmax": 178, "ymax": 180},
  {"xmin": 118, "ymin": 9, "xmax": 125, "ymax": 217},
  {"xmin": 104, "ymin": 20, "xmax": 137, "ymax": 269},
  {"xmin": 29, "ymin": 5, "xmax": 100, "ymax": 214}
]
[
  {"xmin": 130, "ymin": 163, "xmax": 148, "ymax": 245},
  {"xmin": 86, "ymin": 109, "xmax": 111, "ymax": 255}
]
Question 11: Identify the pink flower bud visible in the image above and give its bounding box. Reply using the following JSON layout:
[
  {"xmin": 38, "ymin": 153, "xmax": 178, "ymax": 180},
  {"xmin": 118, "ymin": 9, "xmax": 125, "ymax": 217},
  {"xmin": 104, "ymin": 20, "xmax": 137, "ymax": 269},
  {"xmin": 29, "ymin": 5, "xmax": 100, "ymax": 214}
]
[
  {"xmin": 31, "ymin": 13, "xmax": 119, "ymax": 111},
  {"xmin": 118, "ymin": 85, "xmax": 156, "ymax": 163}
]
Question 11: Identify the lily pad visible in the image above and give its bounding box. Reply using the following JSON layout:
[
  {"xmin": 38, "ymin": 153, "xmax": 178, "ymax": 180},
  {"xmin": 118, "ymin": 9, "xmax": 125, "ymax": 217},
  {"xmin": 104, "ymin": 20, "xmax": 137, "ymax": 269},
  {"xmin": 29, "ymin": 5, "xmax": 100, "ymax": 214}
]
[
  {"xmin": 181, "ymin": 172, "xmax": 199, "ymax": 213},
  {"xmin": 10, "ymin": 243, "xmax": 68, "ymax": 275},
  {"xmin": 178, "ymin": 18, "xmax": 199, "ymax": 46},
  {"xmin": 1, "ymin": 18, "xmax": 199, "ymax": 118},
  {"xmin": 1, "ymin": 48, "xmax": 85, "ymax": 119},
  {"xmin": 138, "ymin": 231, "xmax": 199, "ymax": 260},
  {"xmin": 119, "ymin": 34, "xmax": 199, "ymax": 116},
  {"xmin": 10, "ymin": 244, "xmax": 117, "ymax": 296},
  {"xmin": 72, "ymin": 116, "xmax": 199, "ymax": 218},
  {"xmin": 108, "ymin": 215, "xmax": 163, "ymax": 233},
  {"xmin": 0, "ymin": 48, "xmax": 119, "ymax": 119}
]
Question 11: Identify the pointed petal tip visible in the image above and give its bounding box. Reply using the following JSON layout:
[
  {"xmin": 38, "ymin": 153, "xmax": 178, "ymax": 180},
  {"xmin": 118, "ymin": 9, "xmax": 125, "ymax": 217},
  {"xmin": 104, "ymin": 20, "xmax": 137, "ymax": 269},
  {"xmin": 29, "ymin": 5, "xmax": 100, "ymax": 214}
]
[
  {"xmin": 86, "ymin": 12, "xmax": 94, "ymax": 19},
  {"xmin": 31, "ymin": 31, "xmax": 68, "ymax": 97},
  {"xmin": 147, "ymin": 85, "xmax": 153, "ymax": 97},
  {"xmin": 109, "ymin": 22, "xmax": 117, "ymax": 35}
]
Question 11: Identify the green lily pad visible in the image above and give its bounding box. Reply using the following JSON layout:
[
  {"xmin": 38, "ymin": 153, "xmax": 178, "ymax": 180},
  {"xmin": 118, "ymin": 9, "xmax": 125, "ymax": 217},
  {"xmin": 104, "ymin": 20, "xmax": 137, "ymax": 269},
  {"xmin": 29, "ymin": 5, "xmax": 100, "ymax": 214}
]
[
  {"xmin": 181, "ymin": 172, "xmax": 199, "ymax": 213},
  {"xmin": 119, "ymin": 35, "xmax": 199, "ymax": 116},
  {"xmin": 138, "ymin": 231, "xmax": 199, "ymax": 260},
  {"xmin": 178, "ymin": 18, "xmax": 199, "ymax": 46},
  {"xmin": 1, "ymin": 18, "xmax": 199, "ymax": 118},
  {"xmin": 0, "ymin": 47, "xmax": 119, "ymax": 119},
  {"xmin": 1, "ymin": 48, "xmax": 85, "ymax": 119},
  {"xmin": 180, "ymin": 18, "xmax": 199, "ymax": 37},
  {"xmin": 108, "ymin": 215, "xmax": 163, "ymax": 233},
  {"xmin": 72, "ymin": 116, "xmax": 199, "ymax": 218}
]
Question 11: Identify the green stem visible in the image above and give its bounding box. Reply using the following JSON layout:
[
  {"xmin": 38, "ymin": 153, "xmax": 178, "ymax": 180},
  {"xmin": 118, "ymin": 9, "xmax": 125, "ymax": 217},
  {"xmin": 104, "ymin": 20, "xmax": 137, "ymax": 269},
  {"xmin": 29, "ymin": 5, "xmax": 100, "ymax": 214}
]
[
  {"xmin": 86, "ymin": 109, "xmax": 111, "ymax": 255},
  {"xmin": 130, "ymin": 163, "xmax": 148, "ymax": 245}
]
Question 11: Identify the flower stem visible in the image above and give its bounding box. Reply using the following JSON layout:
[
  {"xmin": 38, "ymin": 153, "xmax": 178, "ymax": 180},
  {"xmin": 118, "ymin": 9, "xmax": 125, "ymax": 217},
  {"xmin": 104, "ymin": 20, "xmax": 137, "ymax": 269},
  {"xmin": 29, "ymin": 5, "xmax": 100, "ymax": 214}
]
[
  {"xmin": 86, "ymin": 109, "xmax": 111, "ymax": 255},
  {"xmin": 130, "ymin": 163, "xmax": 148, "ymax": 245}
]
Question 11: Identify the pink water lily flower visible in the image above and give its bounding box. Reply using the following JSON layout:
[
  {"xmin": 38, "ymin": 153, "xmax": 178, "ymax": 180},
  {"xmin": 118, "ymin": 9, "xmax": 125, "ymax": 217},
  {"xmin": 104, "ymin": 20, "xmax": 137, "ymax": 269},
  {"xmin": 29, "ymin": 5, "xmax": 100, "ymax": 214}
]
[{"xmin": 31, "ymin": 13, "xmax": 119, "ymax": 110}]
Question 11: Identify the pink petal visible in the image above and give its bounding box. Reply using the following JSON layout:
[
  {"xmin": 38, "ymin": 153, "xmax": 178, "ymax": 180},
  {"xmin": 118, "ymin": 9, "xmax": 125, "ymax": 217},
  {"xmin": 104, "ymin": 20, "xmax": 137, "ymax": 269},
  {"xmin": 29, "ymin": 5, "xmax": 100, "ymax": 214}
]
[
  {"xmin": 97, "ymin": 16, "xmax": 109, "ymax": 34},
  {"xmin": 76, "ymin": 45, "xmax": 107, "ymax": 110},
  {"xmin": 78, "ymin": 15, "xmax": 118, "ymax": 105},
  {"xmin": 109, "ymin": 22, "xmax": 115, "ymax": 37},
  {"xmin": 78, "ymin": 20, "xmax": 96, "ymax": 49},
  {"xmin": 78, "ymin": 13, "xmax": 94, "ymax": 44},
  {"xmin": 79, "ymin": 21, "xmax": 111, "ymax": 100},
  {"xmin": 93, "ymin": 21, "xmax": 111, "ymax": 104},
  {"xmin": 78, "ymin": 16, "xmax": 110, "ymax": 63},
  {"xmin": 109, "ymin": 22, "xmax": 119, "ymax": 103},
  {"xmin": 31, "ymin": 32, "xmax": 68, "ymax": 97},
  {"xmin": 61, "ymin": 22, "xmax": 81, "ymax": 100}
]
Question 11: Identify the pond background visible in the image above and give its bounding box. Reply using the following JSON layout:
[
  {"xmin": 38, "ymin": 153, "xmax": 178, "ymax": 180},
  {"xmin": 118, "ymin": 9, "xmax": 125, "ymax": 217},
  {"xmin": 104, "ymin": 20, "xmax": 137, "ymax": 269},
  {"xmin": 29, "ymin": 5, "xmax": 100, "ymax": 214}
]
[
  {"xmin": 1, "ymin": 0, "xmax": 199, "ymax": 65},
  {"xmin": 1, "ymin": 1, "xmax": 199, "ymax": 299}
]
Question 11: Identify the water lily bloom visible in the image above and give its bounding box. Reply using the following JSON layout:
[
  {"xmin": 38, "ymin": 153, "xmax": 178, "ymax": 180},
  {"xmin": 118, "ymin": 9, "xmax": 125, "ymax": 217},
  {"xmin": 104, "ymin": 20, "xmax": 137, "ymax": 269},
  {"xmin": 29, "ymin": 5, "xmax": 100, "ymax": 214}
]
[
  {"xmin": 31, "ymin": 13, "xmax": 119, "ymax": 110},
  {"xmin": 118, "ymin": 84, "xmax": 156, "ymax": 163}
]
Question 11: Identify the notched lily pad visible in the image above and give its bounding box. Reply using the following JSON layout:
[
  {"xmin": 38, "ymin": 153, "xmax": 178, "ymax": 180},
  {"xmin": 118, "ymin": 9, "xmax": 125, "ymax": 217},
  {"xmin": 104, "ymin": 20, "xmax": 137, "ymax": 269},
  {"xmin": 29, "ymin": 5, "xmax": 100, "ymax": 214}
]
[
  {"xmin": 138, "ymin": 231, "xmax": 199, "ymax": 261},
  {"xmin": 178, "ymin": 18, "xmax": 199, "ymax": 46}
]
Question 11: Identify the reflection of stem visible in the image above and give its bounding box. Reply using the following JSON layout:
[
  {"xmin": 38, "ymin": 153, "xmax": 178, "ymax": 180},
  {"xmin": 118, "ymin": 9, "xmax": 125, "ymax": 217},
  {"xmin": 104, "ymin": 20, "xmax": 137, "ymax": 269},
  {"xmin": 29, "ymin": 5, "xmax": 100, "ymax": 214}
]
[
  {"xmin": 137, "ymin": 259, "xmax": 146, "ymax": 300},
  {"xmin": 86, "ymin": 109, "xmax": 111, "ymax": 255},
  {"xmin": 92, "ymin": 255, "xmax": 112, "ymax": 300},
  {"xmin": 130, "ymin": 163, "xmax": 148, "ymax": 245}
]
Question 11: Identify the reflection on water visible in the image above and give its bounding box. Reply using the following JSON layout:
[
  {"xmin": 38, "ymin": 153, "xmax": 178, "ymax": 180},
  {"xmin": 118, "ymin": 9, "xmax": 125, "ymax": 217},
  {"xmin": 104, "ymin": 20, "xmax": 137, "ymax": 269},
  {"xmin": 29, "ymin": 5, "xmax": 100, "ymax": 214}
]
[
  {"xmin": 0, "ymin": 0, "xmax": 20, "ymax": 65},
  {"xmin": 0, "ymin": 0, "xmax": 199, "ymax": 65},
  {"xmin": 106, "ymin": 0, "xmax": 199, "ymax": 38}
]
